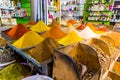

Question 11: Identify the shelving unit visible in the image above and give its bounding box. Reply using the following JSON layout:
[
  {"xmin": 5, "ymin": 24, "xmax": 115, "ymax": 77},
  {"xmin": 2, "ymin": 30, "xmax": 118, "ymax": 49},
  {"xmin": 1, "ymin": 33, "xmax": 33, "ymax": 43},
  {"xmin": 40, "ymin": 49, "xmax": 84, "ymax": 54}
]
[
  {"xmin": 84, "ymin": 0, "xmax": 114, "ymax": 25},
  {"xmin": 47, "ymin": 0, "xmax": 60, "ymax": 25},
  {"xmin": 0, "ymin": 0, "xmax": 16, "ymax": 31},
  {"xmin": 60, "ymin": 0, "xmax": 85, "ymax": 21},
  {"xmin": 16, "ymin": 0, "xmax": 31, "ymax": 24},
  {"xmin": 111, "ymin": 0, "xmax": 120, "ymax": 22}
]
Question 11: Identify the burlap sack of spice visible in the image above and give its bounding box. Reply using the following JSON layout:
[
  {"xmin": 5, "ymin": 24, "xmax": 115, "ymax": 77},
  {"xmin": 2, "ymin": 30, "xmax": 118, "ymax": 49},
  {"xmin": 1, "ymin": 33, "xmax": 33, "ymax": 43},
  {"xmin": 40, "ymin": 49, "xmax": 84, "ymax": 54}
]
[
  {"xmin": 85, "ymin": 38, "xmax": 113, "ymax": 68},
  {"xmin": 29, "ymin": 38, "xmax": 60, "ymax": 63},
  {"xmin": 106, "ymin": 31, "xmax": 120, "ymax": 47},
  {"xmin": 55, "ymin": 42, "xmax": 101, "ymax": 80},
  {"xmin": 86, "ymin": 38, "xmax": 111, "ymax": 56},
  {"xmin": 99, "ymin": 35, "xmax": 116, "ymax": 55},
  {"xmin": 53, "ymin": 50, "xmax": 80, "ymax": 80}
]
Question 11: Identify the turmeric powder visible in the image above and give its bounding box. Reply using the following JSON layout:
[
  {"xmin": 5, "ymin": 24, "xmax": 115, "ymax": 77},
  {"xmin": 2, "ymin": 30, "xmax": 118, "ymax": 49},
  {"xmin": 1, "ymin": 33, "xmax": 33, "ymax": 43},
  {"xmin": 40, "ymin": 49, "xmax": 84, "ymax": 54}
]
[
  {"xmin": 58, "ymin": 31, "xmax": 83, "ymax": 46},
  {"xmin": 30, "ymin": 20, "xmax": 50, "ymax": 32},
  {"xmin": 12, "ymin": 31, "xmax": 44, "ymax": 49}
]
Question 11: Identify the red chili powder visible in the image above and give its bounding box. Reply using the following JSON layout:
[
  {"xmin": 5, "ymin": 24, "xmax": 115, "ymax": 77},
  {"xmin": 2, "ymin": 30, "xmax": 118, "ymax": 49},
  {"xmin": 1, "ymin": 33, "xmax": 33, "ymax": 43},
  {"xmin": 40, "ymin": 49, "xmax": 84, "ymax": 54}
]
[{"xmin": 5, "ymin": 23, "xmax": 29, "ymax": 39}]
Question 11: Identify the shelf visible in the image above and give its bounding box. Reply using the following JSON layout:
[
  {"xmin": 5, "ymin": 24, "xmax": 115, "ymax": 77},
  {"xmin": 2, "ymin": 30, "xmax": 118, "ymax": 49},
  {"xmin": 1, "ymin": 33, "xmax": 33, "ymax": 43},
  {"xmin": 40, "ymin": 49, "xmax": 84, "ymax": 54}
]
[
  {"xmin": 112, "ymin": 14, "xmax": 120, "ymax": 16},
  {"xmin": 61, "ymin": 4, "xmax": 81, "ymax": 6},
  {"xmin": 88, "ymin": 20, "xmax": 110, "ymax": 22},
  {"xmin": 87, "ymin": 11, "xmax": 111, "ymax": 12},
  {"xmin": 0, "ymin": 7, "xmax": 14, "ymax": 10},
  {"xmin": 48, "ymin": 9, "xmax": 56, "ymax": 11},
  {"xmin": 88, "ymin": 15, "xmax": 109, "ymax": 17},
  {"xmin": 61, "ymin": 10, "xmax": 80, "ymax": 12},
  {"xmin": 88, "ymin": 3, "xmax": 107, "ymax": 4}
]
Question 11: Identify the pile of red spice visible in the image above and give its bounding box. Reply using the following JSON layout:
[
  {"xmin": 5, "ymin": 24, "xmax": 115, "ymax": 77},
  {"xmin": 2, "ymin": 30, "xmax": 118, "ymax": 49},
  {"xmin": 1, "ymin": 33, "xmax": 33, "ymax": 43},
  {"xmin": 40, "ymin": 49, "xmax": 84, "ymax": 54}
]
[{"xmin": 3, "ymin": 23, "xmax": 29, "ymax": 39}]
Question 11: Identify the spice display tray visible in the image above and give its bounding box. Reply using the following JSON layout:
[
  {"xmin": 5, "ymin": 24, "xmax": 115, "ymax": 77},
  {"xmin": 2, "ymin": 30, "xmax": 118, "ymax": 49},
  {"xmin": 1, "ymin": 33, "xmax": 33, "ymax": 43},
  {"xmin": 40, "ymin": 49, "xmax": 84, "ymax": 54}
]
[
  {"xmin": 7, "ymin": 43, "xmax": 53, "ymax": 75},
  {"xmin": 1, "ymin": 31, "xmax": 12, "ymax": 41}
]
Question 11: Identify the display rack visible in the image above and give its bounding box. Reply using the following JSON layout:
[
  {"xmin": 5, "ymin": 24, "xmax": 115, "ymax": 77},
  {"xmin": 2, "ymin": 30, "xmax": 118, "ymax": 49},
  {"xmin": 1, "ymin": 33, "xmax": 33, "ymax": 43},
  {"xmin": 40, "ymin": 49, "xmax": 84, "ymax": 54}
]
[
  {"xmin": 0, "ymin": 0, "xmax": 17, "ymax": 26},
  {"xmin": 111, "ymin": 0, "xmax": 120, "ymax": 22},
  {"xmin": 16, "ymin": 0, "xmax": 31, "ymax": 24},
  {"xmin": 60, "ymin": 0, "xmax": 85, "ymax": 21},
  {"xmin": 7, "ymin": 43, "xmax": 53, "ymax": 75},
  {"xmin": 47, "ymin": 0, "xmax": 60, "ymax": 25},
  {"xmin": 84, "ymin": 0, "xmax": 114, "ymax": 25}
]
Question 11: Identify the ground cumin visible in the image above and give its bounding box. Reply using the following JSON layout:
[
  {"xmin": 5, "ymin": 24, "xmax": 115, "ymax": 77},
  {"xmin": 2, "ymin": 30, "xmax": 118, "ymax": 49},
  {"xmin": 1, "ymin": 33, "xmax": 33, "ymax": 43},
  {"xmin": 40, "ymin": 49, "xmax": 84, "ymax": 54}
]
[
  {"xmin": 12, "ymin": 31, "xmax": 44, "ymax": 49},
  {"xmin": 42, "ymin": 26, "xmax": 67, "ymax": 40},
  {"xmin": 30, "ymin": 20, "xmax": 50, "ymax": 32},
  {"xmin": 0, "ymin": 63, "xmax": 31, "ymax": 80},
  {"xmin": 58, "ymin": 31, "xmax": 83, "ymax": 46},
  {"xmin": 5, "ymin": 24, "xmax": 29, "ymax": 39},
  {"xmin": 29, "ymin": 38, "xmax": 60, "ymax": 63}
]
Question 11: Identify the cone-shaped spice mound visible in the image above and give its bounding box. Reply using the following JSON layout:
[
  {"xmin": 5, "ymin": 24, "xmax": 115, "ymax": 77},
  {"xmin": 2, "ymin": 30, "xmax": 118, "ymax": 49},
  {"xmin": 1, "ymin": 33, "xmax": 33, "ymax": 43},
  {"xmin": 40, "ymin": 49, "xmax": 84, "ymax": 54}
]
[
  {"xmin": 12, "ymin": 31, "xmax": 44, "ymax": 49},
  {"xmin": 30, "ymin": 20, "xmax": 50, "ymax": 32},
  {"xmin": 58, "ymin": 31, "xmax": 83, "ymax": 46},
  {"xmin": 86, "ymin": 22, "xmax": 97, "ymax": 31},
  {"xmin": 5, "ymin": 23, "xmax": 29, "ymax": 39},
  {"xmin": 25, "ymin": 21, "xmax": 36, "ymax": 27},
  {"xmin": 61, "ymin": 26, "xmax": 76, "ymax": 34},
  {"xmin": 67, "ymin": 19, "xmax": 77, "ymax": 24},
  {"xmin": 42, "ymin": 26, "xmax": 67, "ymax": 39},
  {"xmin": 29, "ymin": 38, "xmax": 60, "ymax": 63},
  {"xmin": 77, "ymin": 27, "xmax": 97, "ymax": 39},
  {"xmin": 48, "ymin": 20, "xmax": 60, "ymax": 28}
]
